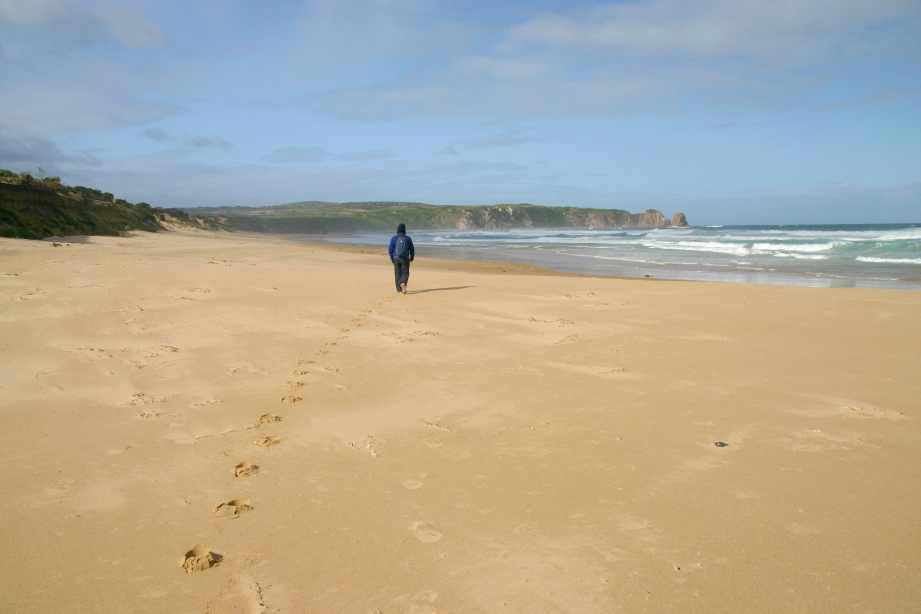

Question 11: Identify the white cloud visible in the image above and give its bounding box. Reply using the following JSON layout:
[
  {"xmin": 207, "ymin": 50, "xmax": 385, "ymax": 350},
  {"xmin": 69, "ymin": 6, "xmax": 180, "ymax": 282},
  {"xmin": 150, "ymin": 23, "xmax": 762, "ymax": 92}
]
[
  {"xmin": 0, "ymin": 0, "xmax": 78, "ymax": 25},
  {"xmin": 818, "ymin": 84, "xmax": 921, "ymax": 110},
  {"xmin": 339, "ymin": 149, "xmax": 393, "ymax": 161},
  {"xmin": 275, "ymin": 0, "xmax": 479, "ymax": 85},
  {"xmin": 0, "ymin": 60, "xmax": 181, "ymax": 138},
  {"xmin": 0, "ymin": 132, "xmax": 68, "ymax": 167},
  {"xmin": 322, "ymin": 0, "xmax": 921, "ymax": 119},
  {"xmin": 59, "ymin": 148, "xmax": 921, "ymax": 224},
  {"xmin": 96, "ymin": 3, "xmax": 168, "ymax": 49},
  {"xmin": 140, "ymin": 127, "xmax": 176, "ymax": 143},
  {"xmin": 0, "ymin": 2, "xmax": 177, "ymax": 141},
  {"xmin": 0, "ymin": 130, "xmax": 104, "ymax": 172},
  {"xmin": 189, "ymin": 135, "xmax": 236, "ymax": 150},
  {"xmin": 261, "ymin": 146, "xmax": 324, "ymax": 164},
  {"xmin": 0, "ymin": 0, "xmax": 166, "ymax": 49},
  {"xmin": 455, "ymin": 123, "xmax": 551, "ymax": 148},
  {"xmin": 63, "ymin": 150, "xmax": 549, "ymax": 210}
]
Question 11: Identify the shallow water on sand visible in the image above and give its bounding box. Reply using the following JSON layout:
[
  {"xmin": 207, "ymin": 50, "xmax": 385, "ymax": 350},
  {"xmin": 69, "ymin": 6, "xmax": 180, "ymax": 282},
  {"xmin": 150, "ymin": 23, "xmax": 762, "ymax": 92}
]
[{"xmin": 314, "ymin": 224, "xmax": 921, "ymax": 289}]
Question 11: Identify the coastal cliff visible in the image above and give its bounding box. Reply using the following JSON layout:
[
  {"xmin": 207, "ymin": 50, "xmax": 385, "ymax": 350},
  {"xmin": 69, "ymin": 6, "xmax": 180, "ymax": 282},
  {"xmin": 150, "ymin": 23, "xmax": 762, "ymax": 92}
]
[
  {"xmin": 0, "ymin": 168, "xmax": 689, "ymax": 239},
  {"xmin": 0, "ymin": 170, "xmax": 225, "ymax": 239},
  {"xmin": 185, "ymin": 202, "xmax": 689, "ymax": 234}
]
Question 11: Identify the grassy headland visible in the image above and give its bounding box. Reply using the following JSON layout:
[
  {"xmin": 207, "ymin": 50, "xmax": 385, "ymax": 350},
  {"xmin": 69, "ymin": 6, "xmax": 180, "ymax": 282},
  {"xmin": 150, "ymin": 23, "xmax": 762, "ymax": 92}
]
[
  {"xmin": 0, "ymin": 170, "xmax": 226, "ymax": 239},
  {"xmin": 1, "ymin": 168, "xmax": 688, "ymax": 239},
  {"xmin": 183, "ymin": 201, "xmax": 689, "ymax": 234}
]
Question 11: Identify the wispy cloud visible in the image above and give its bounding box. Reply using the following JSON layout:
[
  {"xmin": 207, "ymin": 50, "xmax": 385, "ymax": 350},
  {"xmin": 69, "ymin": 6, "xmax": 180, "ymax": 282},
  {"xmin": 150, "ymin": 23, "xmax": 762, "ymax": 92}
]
[
  {"xmin": 140, "ymin": 127, "xmax": 176, "ymax": 143},
  {"xmin": 189, "ymin": 135, "xmax": 236, "ymax": 151},
  {"xmin": 261, "ymin": 146, "xmax": 324, "ymax": 164},
  {"xmin": 818, "ymin": 85, "xmax": 921, "ymax": 110},
  {"xmin": 0, "ymin": 0, "xmax": 167, "ymax": 50},
  {"xmin": 0, "ymin": 132, "xmax": 68, "ymax": 165},
  {"xmin": 0, "ymin": 1, "xmax": 916, "ymax": 224},
  {"xmin": 339, "ymin": 149, "xmax": 393, "ymax": 161},
  {"xmin": 456, "ymin": 124, "xmax": 551, "ymax": 148},
  {"xmin": 0, "ymin": 131, "xmax": 101, "ymax": 171},
  {"xmin": 322, "ymin": 0, "xmax": 921, "ymax": 119}
]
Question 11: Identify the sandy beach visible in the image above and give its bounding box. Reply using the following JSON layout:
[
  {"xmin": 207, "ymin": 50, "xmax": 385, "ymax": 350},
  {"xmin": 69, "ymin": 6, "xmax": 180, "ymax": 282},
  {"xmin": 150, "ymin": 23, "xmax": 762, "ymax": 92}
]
[{"xmin": 1, "ymin": 229, "xmax": 918, "ymax": 614}]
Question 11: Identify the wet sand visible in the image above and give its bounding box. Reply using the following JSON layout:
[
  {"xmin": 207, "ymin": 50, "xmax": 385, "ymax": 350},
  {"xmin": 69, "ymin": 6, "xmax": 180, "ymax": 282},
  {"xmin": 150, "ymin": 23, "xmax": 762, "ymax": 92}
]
[{"xmin": 1, "ymin": 229, "xmax": 919, "ymax": 613}]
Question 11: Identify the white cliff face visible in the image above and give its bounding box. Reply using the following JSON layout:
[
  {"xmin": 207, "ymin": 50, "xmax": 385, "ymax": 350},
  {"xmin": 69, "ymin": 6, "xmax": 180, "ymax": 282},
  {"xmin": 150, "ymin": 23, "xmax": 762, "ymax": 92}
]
[{"xmin": 451, "ymin": 206, "xmax": 681, "ymax": 230}]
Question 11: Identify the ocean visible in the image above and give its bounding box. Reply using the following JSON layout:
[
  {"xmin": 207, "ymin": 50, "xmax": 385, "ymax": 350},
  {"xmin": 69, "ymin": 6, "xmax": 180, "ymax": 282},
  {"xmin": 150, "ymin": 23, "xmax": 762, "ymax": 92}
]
[{"xmin": 313, "ymin": 223, "xmax": 921, "ymax": 290}]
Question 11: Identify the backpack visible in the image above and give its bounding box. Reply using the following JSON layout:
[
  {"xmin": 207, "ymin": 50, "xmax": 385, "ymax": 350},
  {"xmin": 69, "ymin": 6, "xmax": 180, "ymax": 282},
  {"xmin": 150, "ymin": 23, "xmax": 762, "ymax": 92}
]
[{"xmin": 395, "ymin": 235, "xmax": 409, "ymax": 258}]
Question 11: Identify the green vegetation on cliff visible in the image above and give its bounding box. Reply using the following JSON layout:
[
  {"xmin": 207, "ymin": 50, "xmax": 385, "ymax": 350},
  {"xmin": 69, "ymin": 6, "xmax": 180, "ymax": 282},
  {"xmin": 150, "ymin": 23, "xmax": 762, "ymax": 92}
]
[
  {"xmin": 184, "ymin": 201, "xmax": 683, "ymax": 234},
  {"xmin": 0, "ymin": 170, "xmax": 225, "ymax": 239},
  {"xmin": 1, "ymin": 169, "xmax": 686, "ymax": 240}
]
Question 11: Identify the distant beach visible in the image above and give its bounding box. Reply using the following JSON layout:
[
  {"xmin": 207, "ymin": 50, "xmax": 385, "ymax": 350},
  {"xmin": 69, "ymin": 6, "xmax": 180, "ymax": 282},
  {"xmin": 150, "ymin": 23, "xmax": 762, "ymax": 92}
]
[{"xmin": 314, "ymin": 223, "xmax": 921, "ymax": 289}]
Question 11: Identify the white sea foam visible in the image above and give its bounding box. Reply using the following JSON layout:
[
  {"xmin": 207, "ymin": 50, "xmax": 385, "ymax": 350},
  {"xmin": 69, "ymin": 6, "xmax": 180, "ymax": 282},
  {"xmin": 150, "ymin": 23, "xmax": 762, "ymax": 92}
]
[
  {"xmin": 856, "ymin": 256, "xmax": 921, "ymax": 264},
  {"xmin": 320, "ymin": 224, "xmax": 921, "ymax": 289},
  {"xmin": 752, "ymin": 242, "xmax": 836, "ymax": 253},
  {"xmin": 875, "ymin": 228, "xmax": 921, "ymax": 241},
  {"xmin": 643, "ymin": 240, "xmax": 751, "ymax": 256},
  {"xmin": 771, "ymin": 253, "xmax": 830, "ymax": 260}
]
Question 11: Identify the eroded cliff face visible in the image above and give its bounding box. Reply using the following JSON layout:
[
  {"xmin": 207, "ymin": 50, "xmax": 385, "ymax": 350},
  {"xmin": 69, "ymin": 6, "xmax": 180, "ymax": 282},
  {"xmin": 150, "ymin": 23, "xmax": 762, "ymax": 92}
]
[
  {"xmin": 454, "ymin": 205, "xmax": 680, "ymax": 230},
  {"xmin": 634, "ymin": 210, "xmax": 670, "ymax": 227},
  {"xmin": 186, "ymin": 202, "xmax": 690, "ymax": 234},
  {"xmin": 672, "ymin": 213, "xmax": 689, "ymax": 227}
]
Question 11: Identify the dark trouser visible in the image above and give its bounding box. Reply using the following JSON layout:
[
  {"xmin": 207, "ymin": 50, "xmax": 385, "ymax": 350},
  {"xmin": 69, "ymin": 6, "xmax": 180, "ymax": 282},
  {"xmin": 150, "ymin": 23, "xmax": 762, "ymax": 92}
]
[{"xmin": 393, "ymin": 257, "xmax": 410, "ymax": 291}]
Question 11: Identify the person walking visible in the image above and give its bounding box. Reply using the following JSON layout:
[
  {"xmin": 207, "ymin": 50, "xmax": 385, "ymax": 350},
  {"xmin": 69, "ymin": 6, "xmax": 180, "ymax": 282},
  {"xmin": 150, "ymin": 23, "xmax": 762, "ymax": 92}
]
[{"xmin": 388, "ymin": 223, "xmax": 415, "ymax": 294}]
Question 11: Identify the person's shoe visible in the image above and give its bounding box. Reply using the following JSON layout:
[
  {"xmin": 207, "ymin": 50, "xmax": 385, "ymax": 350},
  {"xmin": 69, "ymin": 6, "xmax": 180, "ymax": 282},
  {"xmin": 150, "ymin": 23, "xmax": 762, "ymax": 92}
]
[{"xmin": 401, "ymin": 282, "xmax": 407, "ymax": 294}]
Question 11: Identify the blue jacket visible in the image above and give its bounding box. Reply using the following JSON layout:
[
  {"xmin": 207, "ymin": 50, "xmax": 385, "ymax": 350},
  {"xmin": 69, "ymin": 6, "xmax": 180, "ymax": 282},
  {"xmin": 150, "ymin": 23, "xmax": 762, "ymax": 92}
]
[{"xmin": 388, "ymin": 233, "xmax": 415, "ymax": 260}]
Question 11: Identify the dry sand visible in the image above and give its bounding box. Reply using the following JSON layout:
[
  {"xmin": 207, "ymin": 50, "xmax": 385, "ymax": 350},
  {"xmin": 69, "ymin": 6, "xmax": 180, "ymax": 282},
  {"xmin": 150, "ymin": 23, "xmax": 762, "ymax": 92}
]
[{"xmin": 1, "ymin": 229, "xmax": 919, "ymax": 614}]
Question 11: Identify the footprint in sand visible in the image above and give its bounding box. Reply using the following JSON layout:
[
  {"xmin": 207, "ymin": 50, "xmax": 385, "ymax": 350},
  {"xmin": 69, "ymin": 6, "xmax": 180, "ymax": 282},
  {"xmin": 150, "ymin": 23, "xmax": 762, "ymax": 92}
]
[
  {"xmin": 256, "ymin": 413, "xmax": 282, "ymax": 426},
  {"xmin": 292, "ymin": 370, "xmax": 310, "ymax": 375},
  {"xmin": 138, "ymin": 410, "xmax": 167, "ymax": 419},
  {"xmin": 402, "ymin": 479, "xmax": 424, "ymax": 490},
  {"xmin": 411, "ymin": 522, "xmax": 442, "ymax": 543},
  {"xmin": 106, "ymin": 446, "xmax": 134, "ymax": 455},
  {"xmin": 234, "ymin": 462, "xmax": 260, "ymax": 477},
  {"xmin": 254, "ymin": 436, "xmax": 280, "ymax": 447},
  {"xmin": 844, "ymin": 405, "xmax": 906, "ymax": 420},
  {"xmin": 297, "ymin": 360, "xmax": 314, "ymax": 366},
  {"xmin": 120, "ymin": 392, "xmax": 168, "ymax": 407},
  {"xmin": 279, "ymin": 395, "xmax": 301, "ymax": 403},
  {"xmin": 554, "ymin": 335, "xmax": 579, "ymax": 344},
  {"xmin": 788, "ymin": 430, "xmax": 872, "ymax": 452},
  {"xmin": 286, "ymin": 381, "xmax": 304, "ymax": 388},
  {"xmin": 43, "ymin": 479, "xmax": 73, "ymax": 496},
  {"xmin": 182, "ymin": 544, "xmax": 223, "ymax": 573},
  {"xmin": 596, "ymin": 367, "xmax": 628, "ymax": 375},
  {"xmin": 553, "ymin": 318, "xmax": 574, "ymax": 326},
  {"xmin": 213, "ymin": 498, "xmax": 253, "ymax": 518}
]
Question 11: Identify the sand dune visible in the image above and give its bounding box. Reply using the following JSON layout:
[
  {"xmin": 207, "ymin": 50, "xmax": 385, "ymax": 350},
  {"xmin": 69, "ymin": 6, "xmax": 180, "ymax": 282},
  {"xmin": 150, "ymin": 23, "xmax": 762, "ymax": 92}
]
[{"xmin": 1, "ymin": 230, "xmax": 918, "ymax": 613}]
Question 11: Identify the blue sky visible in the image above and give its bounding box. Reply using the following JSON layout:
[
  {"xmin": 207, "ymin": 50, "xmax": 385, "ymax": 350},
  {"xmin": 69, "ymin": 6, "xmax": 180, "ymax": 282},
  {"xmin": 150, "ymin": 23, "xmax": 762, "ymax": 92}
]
[{"xmin": 1, "ymin": 0, "xmax": 918, "ymax": 224}]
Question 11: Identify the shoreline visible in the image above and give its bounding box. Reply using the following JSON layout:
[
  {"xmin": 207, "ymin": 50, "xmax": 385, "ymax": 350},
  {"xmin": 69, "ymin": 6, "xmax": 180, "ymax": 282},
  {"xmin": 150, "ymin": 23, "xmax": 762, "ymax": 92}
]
[
  {"xmin": 293, "ymin": 228, "xmax": 921, "ymax": 290},
  {"xmin": 292, "ymin": 234, "xmax": 672, "ymax": 282},
  {"xmin": 2, "ymin": 229, "xmax": 919, "ymax": 613}
]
